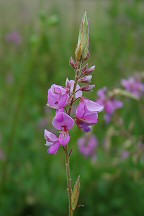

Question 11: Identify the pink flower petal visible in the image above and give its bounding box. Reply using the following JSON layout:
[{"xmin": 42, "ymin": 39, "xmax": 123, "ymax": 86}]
[
  {"xmin": 84, "ymin": 98, "xmax": 104, "ymax": 112},
  {"xmin": 48, "ymin": 142, "xmax": 60, "ymax": 154},
  {"xmin": 59, "ymin": 132, "xmax": 70, "ymax": 146},
  {"xmin": 44, "ymin": 129, "xmax": 58, "ymax": 143},
  {"xmin": 52, "ymin": 112, "xmax": 74, "ymax": 131}
]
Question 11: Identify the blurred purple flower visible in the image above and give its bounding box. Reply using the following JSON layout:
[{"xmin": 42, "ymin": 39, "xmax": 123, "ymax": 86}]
[
  {"xmin": 78, "ymin": 133, "xmax": 98, "ymax": 158},
  {"xmin": 121, "ymin": 151, "xmax": 129, "ymax": 159},
  {"xmin": 6, "ymin": 31, "xmax": 22, "ymax": 45},
  {"xmin": 96, "ymin": 87, "xmax": 123, "ymax": 123},
  {"xmin": 47, "ymin": 84, "xmax": 69, "ymax": 109},
  {"xmin": 121, "ymin": 77, "xmax": 144, "ymax": 99},
  {"xmin": 76, "ymin": 98, "xmax": 103, "ymax": 132}
]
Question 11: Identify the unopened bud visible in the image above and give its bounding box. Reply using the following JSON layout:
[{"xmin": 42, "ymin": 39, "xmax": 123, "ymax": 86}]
[
  {"xmin": 83, "ymin": 65, "xmax": 95, "ymax": 75},
  {"xmin": 82, "ymin": 64, "xmax": 88, "ymax": 73},
  {"xmin": 69, "ymin": 57, "xmax": 75, "ymax": 68},
  {"xmin": 69, "ymin": 57, "xmax": 79, "ymax": 70},
  {"xmin": 75, "ymin": 12, "xmax": 89, "ymax": 62},
  {"xmin": 80, "ymin": 84, "xmax": 95, "ymax": 92},
  {"xmin": 79, "ymin": 75, "xmax": 92, "ymax": 83}
]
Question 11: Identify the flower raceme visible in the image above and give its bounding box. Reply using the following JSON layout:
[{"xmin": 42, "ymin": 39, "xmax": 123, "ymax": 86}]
[
  {"xmin": 44, "ymin": 13, "xmax": 104, "ymax": 216},
  {"xmin": 45, "ymin": 84, "xmax": 103, "ymax": 153},
  {"xmin": 44, "ymin": 12, "xmax": 103, "ymax": 155}
]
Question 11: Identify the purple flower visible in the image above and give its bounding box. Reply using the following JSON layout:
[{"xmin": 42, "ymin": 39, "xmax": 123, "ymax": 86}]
[
  {"xmin": 121, "ymin": 77, "xmax": 144, "ymax": 99},
  {"xmin": 52, "ymin": 112, "xmax": 74, "ymax": 146},
  {"xmin": 59, "ymin": 131, "xmax": 70, "ymax": 146},
  {"xmin": 47, "ymin": 84, "xmax": 69, "ymax": 109},
  {"xmin": 52, "ymin": 112, "xmax": 74, "ymax": 131},
  {"xmin": 66, "ymin": 79, "xmax": 82, "ymax": 99},
  {"xmin": 121, "ymin": 151, "xmax": 129, "ymax": 159},
  {"xmin": 6, "ymin": 31, "xmax": 22, "ymax": 45},
  {"xmin": 44, "ymin": 112, "xmax": 74, "ymax": 154},
  {"xmin": 76, "ymin": 98, "xmax": 103, "ymax": 132},
  {"xmin": 96, "ymin": 87, "xmax": 123, "ymax": 123},
  {"xmin": 44, "ymin": 129, "xmax": 60, "ymax": 154},
  {"xmin": 78, "ymin": 134, "xmax": 98, "ymax": 158}
]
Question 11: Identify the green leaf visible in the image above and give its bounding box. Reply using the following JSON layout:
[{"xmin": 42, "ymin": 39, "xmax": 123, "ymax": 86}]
[{"xmin": 71, "ymin": 175, "xmax": 80, "ymax": 211}]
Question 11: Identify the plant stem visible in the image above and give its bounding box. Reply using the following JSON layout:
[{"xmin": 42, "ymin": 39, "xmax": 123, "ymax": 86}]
[
  {"xmin": 65, "ymin": 146, "xmax": 73, "ymax": 216},
  {"xmin": 64, "ymin": 61, "xmax": 82, "ymax": 216}
]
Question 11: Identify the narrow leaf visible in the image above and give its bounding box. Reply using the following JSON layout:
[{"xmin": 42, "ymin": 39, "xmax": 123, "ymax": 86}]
[{"xmin": 71, "ymin": 175, "xmax": 80, "ymax": 211}]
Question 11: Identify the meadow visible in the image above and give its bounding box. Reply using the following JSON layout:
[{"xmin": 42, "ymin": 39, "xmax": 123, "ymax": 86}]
[{"xmin": 0, "ymin": 0, "xmax": 144, "ymax": 215}]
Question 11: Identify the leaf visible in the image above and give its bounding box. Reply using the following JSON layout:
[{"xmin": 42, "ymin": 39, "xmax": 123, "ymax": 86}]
[{"xmin": 71, "ymin": 175, "xmax": 80, "ymax": 211}]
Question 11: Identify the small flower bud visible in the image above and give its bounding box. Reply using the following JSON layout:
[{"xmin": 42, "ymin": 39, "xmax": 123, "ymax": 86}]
[
  {"xmin": 75, "ymin": 12, "xmax": 89, "ymax": 62},
  {"xmin": 80, "ymin": 85, "xmax": 95, "ymax": 92},
  {"xmin": 83, "ymin": 65, "xmax": 95, "ymax": 75},
  {"xmin": 82, "ymin": 64, "xmax": 88, "ymax": 73},
  {"xmin": 78, "ymin": 75, "xmax": 92, "ymax": 83},
  {"xmin": 69, "ymin": 57, "xmax": 75, "ymax": 69}
]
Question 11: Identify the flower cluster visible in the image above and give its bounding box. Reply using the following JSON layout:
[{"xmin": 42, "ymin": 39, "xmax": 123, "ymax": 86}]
[
  {"xmin": 44, "ymin": 12, "xmax": 103, "ymax": 155},
  {"xmin": 121, "ymin": 76, "xmax": 144, "ymax": 99},
  {"xmin": 44, "ymin": 73, "xmax": 103, "ymax": 154},
  {"xmin": 96, "ymin": 87, "xmax": 123, "ymax": 122}
]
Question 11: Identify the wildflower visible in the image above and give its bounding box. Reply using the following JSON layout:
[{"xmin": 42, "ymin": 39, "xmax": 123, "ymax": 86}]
[
  {"xmin": 6, "ymin": 31, "xmax": 21, "ymax": 45},
  {"xmin": 47, "ymin": 84, "xmax": 69, "ymax": 109},
  {"xmin": 75, "ymin": 12, "xmax": 89, "ymax": 61},
  {"xmin": 52, "ymin": 112, "xmax": 74, "ymax": 131},
  {"xmin": 78, "ymin": 133, "xmax": 98, "ymax": 158},
  {"xmin": 52, "ymin": 112, "xmax": 74, "ymax": 146},
  {"xmin": 96, "ymin": 87, "xmax": 123, "ymax": 123},
  {"xmin": 121, "ymin": 77, "xmax": 144, "ymax": 99},
  {"xmin": 76, "ymin": 98, "xmax": 103, "ymax": 132}
]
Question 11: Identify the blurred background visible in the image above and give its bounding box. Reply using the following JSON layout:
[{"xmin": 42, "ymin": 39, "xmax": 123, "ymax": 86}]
[{"xmin": 0, "ymin": 0, "xmax": 144, "ymax": 215}]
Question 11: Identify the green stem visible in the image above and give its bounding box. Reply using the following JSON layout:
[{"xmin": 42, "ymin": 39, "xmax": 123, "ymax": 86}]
[{"xmin": 65, "ymin": 146, "xmax": 73, "ymax": 216}]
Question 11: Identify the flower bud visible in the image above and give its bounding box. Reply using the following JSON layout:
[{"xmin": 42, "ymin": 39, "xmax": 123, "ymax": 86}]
[
  {"xmin": 80, "ymin": 85, "xmax": 95, "ymax": 92},
  {"xmin": 78, "ymin": 75, "xmax": 92, "ymax": 83},
  {"xmin": 82, "ymin": 64, "xmax": 88, "ymax": 73},
  {"xmin": 75, "ymin": 12, "xmax": 89, "ymax": 62},
  {"xmin": 69, "ymin": 57, "xmax": 78, "ymax": 69},
  {"xmin": 82, "ymin": 65, "xmax": 95, "ymax": 75}
]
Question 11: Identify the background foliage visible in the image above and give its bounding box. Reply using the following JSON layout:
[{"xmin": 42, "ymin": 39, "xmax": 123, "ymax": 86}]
[{"xmin": 0, "ymin": 0, "xmax": 144, "ymax": 215}]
